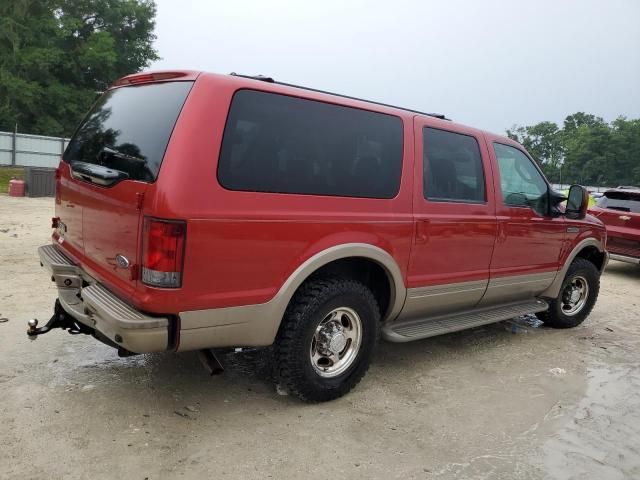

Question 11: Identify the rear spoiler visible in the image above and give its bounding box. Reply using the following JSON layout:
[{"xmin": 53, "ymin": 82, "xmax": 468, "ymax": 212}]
[{"xmin": 111, "ymin": 70, "xmax": 200, "ymax": 88}]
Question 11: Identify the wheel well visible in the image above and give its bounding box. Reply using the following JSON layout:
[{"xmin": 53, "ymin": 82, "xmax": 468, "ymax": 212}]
[
  {"xmin": 306, "ymin": 257, "xmax": 393, "ymax": 320},
  {"xmin": 575, "ymin": 246, "xmax": 606, "ymax": 271}
]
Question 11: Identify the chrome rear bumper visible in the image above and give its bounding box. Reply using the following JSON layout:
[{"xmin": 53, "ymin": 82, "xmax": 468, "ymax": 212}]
[{"xmin": 38, "ymin": 244, "xmax": 169, "ymax": 353}]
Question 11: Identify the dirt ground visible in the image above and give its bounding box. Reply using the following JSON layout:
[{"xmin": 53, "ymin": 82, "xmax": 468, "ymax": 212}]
[{"xmin": 1, "ymin": 195, "xmax": 639, "ymax": 480}]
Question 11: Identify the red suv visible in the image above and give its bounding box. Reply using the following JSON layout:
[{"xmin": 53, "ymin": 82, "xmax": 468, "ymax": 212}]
[
  {"xmin": 30, "ymin": 71, "xmax": 608, "ymax": 401},
  {"xmin": 590, "ymin": 188, "xmax": 640, "ymax": 264}
]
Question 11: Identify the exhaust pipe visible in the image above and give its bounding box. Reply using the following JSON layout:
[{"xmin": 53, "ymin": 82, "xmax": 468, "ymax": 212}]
[{"xmin": 197, "ymin": 349, "xmax": 224, "ymax": 375}]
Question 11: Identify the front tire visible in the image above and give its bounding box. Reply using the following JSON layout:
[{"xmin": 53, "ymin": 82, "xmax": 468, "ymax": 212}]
[
  {"xmin": 274, "ymin": 278, "xmax": 380, "ymax": 402},
  {"xmin": 537, "ymin": 258, "xmax": 600, "ymax": 328}
]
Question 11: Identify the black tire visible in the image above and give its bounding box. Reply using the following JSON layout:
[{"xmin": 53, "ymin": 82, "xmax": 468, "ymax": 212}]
[
  {"xmin": 274, "ymin": 278, "xmax": 380, "ymax": 402},
  {"xmin": 537, "ymin": 258, "xmax": 600, "ymax": 328}
]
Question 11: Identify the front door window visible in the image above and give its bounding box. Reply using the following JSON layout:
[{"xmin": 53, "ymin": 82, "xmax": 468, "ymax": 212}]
[{"xmin": 494, "ymin": 143, "xmax": 548, "ymax": 216}]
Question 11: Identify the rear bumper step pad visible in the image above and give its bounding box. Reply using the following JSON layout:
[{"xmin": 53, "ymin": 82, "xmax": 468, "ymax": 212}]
[{"xmin": 37, "ymin": 243, "xmax": 169, "ymax": 353}]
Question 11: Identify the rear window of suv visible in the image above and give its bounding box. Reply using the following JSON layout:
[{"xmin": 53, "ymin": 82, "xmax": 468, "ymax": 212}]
[
  {"xmin": 597, "ymin": 191, "xmax": 640, "ymax": 213},
  {"xmin": 217, "ymin": 90, "xmax": 403, "ymax": 199},
  {"xmin": 64, "ymin": 81, "xmax": 193, "ymax": 182}
]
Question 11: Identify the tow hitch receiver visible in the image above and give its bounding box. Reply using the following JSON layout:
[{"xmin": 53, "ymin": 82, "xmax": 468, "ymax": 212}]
[{"xmin": 27, "ymin": 300, "xmax": 92, "ymax": 339}]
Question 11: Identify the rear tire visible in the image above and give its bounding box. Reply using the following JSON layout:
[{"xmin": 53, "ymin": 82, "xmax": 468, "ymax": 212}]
[
  {"xmin": 537, "ymin": 258, "xmax": 600, "ymax": 328},
  {"xmin": 274, "ymin": 278, "xmax": 380, "ymax": 402}
]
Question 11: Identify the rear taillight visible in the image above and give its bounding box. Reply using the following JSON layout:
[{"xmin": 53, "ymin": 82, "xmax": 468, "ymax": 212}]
[
  {"xmin": 141, "ymin": 217, "xmax": 186, "ymax": 288},
  {"xmin": 54, "ymin": 166, "xmax": 61, "ymax": 203}
]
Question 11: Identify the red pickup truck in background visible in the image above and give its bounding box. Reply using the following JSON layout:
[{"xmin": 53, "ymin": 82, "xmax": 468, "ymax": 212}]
[{"xmin": 590, "ymin": 188, "xmax": 640, "ymax": 265}]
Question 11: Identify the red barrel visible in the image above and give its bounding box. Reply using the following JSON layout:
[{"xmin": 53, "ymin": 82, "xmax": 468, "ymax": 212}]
[{"xmin": 8, "ymin": 178, "xmax": 26, "ymax": 197}]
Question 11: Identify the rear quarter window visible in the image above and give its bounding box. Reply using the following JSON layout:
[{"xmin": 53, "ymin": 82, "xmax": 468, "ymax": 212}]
[
  {"xmin": 217, "ymin": 90, "xmax": 404, "ymax": 199},
  {"xmin": 64, "ymin": 81, "xmax": 193, "ymax": 182}
]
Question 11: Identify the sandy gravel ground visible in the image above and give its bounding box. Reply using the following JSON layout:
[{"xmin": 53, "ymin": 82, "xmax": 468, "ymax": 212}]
[{"xmin": 1, "ymin": 195, "xmax": 639, "ymax": 480}]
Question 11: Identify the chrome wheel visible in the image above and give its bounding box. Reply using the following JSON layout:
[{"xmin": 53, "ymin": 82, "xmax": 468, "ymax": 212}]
[
  {"xmin": 561, "ymin": 275, "xmax": 589, "ymax": 316},
  {"xmin": 310, "ymin": 307, "xmax": 362, "ymax": 378}
]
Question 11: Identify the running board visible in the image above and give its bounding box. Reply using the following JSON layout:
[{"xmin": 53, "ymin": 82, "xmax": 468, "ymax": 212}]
[{"xmin": 383, "ymin": 299, "xmax": 549, "ymax": 342}]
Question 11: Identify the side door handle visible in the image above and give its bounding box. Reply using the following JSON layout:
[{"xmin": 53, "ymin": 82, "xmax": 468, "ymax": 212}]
[
  {"xmin": 619, "ymin": 215, "xmax": 631, "ymax": 221},
  {"xmin": 566, "ymin": 227, "xmax": 580, "ymax": 233}
]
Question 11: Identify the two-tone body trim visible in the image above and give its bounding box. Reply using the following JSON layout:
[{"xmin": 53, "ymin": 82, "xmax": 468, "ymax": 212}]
[
  {"xmin": 397, "ymin": 279, "xmax": 487, "ymax": 321},
  {"xmin": 176, "ymin": 243, "xmax": 406, "ymax": 351},
  {"xmin": 176, "ymin": 238, "xmax": 606, "ymax": 351},
  {"xmin": 479, "ymin": 271, "xmax": 557, "ymax": 305},
  {"xmin": 540, "ymin": 238, "xmax": 607, "ymax": 298},
  {"xmin": 396, "ymin": 271, "xmax": 556, "ymax": 324}
]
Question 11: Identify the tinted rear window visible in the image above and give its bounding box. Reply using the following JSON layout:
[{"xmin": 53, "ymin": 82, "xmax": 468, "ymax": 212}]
[
  {"xmin": 423, "ymin": 127, "xmax": 485, "ymax": 203},
  {"xmin": 217, "ymin": 90, "xmax": 403, "ymax": 199},
  {"xmin": 597, "ymin": 191, "xmax": 640, "ymax": 213},
  {"xmin": 64, "ymin": 81, "xmax": 193, "ymax": 182}
]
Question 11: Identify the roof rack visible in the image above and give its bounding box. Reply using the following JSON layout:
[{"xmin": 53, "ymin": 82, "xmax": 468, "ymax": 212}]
[{"xmin": 229, "ymin": 73, "xmax": 449, "ymax": 120}]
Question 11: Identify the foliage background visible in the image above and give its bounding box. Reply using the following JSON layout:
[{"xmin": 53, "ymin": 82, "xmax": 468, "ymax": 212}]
[
  {"xmin": 507, "ymin": 113, "xmax": 640, "ymax": 187},
  {"xmin": 0, "ymin": 0, "xmax": 158, "ymax": 137}
]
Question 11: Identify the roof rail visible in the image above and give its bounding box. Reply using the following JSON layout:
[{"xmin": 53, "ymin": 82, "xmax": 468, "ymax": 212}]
[
  {"xmin": 230, "ymin": 72, "xmax": 274, "ymax": 83},
  {"xmin": 228, "ymin": 72, "xmax": 449, "ymax": 120}
]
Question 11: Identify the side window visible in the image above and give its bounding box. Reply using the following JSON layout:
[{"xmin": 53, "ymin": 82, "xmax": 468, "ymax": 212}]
[
  {"xmin": 217, "ymin": 90, "xmax": 403, "ymax": 199},
  {"xmin": 423, "ymin": 127, "xmax": 485, "ymax": 203},
  {"xmin": 493, "ymin": 143, "xmax": 549, "ymax": 215},
  {"xmin": 597, "ymin": 192, "xmax": 640, "ymax": 213}
]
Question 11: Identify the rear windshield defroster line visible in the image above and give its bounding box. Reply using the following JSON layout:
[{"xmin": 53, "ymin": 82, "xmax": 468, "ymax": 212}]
[{"xmin": 64, "ymin": 81, "xmax": 194, "ymax": 183}]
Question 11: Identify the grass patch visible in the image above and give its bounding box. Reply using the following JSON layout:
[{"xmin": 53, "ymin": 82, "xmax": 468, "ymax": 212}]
[{"xmin": 0, "ymin": 166, "xmax": 24, "ymax": 194}]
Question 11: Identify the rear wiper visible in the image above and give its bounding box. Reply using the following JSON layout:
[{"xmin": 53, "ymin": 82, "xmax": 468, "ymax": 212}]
[
  {"xmin": 69, "ymin": 161, "xmax": 129, "ymax": 187},
  {"xmin": 98, "ymin": 146, "xmax": 147, "ymax": 165}
]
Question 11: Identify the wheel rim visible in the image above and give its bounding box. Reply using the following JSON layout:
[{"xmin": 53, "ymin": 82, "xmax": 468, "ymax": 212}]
[
  {"xmin": 561, "ymin": 275, "xmax": 589, "ymax": 316},
  {"xmin": 310, "ymin": 307, "xmax": 363, "ymax": 378}
]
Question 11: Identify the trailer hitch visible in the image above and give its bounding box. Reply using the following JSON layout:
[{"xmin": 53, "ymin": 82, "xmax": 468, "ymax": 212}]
[{"xmin": 27, "ymin": 300, "xmax": 93, "ymax": 339}]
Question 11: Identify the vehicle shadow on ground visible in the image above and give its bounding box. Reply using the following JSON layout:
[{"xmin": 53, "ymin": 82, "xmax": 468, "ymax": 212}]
[{"xmin": 58, "ymin": 318, "xmax": 545, "ymax": 407}]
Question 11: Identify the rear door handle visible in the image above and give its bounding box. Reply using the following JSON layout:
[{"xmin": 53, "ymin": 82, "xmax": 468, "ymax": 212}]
[
  {"xmin": 567, "ymin": 227, "xmax": 579, "ymax": 233},
  {"xmin": 619, "ymin": 215, "xmax": 631, "ymax": 221}
]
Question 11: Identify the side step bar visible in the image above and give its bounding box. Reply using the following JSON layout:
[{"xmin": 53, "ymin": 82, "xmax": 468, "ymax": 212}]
[
  {"xmin": 609, "ymin": 253, "xmax": 640, "ymax": 265},
  {"xmin": 383, "ymin": 299, "xmax": 548, "ymax": 342}
]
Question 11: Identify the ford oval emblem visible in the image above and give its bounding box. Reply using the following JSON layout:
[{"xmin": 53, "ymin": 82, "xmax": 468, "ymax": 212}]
[{"xmin": 115, "ymin": 254, "xmax": 130, "ymax": 269}]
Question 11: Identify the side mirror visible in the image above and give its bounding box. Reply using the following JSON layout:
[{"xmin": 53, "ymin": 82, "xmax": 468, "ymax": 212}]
[{"xmin": 565, "ymin": 184, "xmax": 589, "ymax": 220}]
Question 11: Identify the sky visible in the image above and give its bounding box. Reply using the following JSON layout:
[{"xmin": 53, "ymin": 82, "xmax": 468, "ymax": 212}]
[{"xmin": 150, "ymin": 0, "xmax": 640, "ymax": 135}]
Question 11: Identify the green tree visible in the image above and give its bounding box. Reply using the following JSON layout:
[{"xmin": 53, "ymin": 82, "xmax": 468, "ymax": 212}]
[
  {"xmin": 507, "ymin": 121, "xmax": 564, "ymax": 182},
  {"xmin": 563, "ymin": 112, "xmax": 605, "ymax": 132},
  {"xmin": 609, "ymin": 117, "xmax": 640, "ymax": 185},
  {"xmin": 508, "ymin": 113, "xmax": 640, "ymax": 187},
  {"xmin": 561, "ymin": 116, "xmax": 611, "ymax": 185},
  {"xmin": 0, "ymin": 0, "xmax": 159, "ymax": 136}
]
